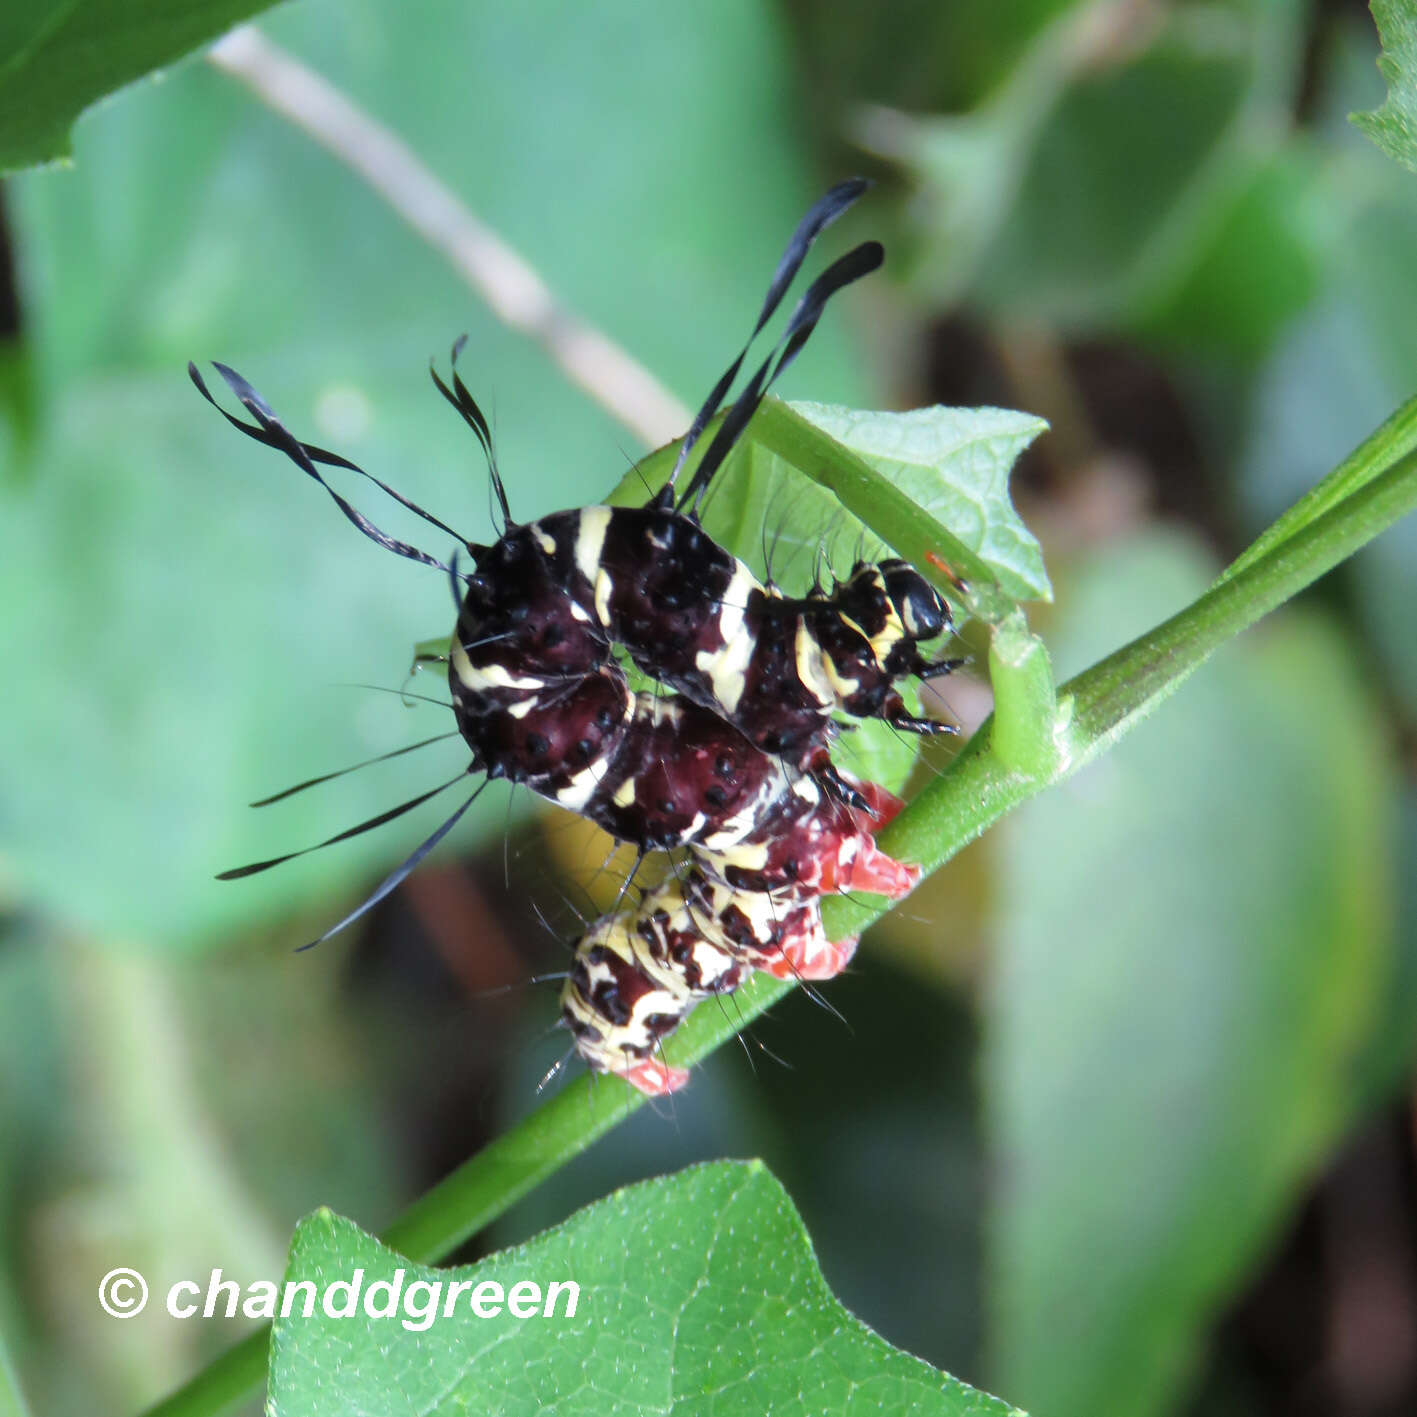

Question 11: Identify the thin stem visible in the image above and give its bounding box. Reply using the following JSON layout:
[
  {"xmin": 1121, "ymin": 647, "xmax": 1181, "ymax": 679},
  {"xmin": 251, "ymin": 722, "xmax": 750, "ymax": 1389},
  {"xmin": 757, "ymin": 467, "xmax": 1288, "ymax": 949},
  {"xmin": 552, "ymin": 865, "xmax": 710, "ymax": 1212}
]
[
  {"xmin": 136, "ymin": 1336, "xmax": 264, "ymax": 1417},
  {"xmin": 206, "ymin": 26, "xmax": 691, "ymax": 449},
  {"xmin": 0, "ymin": 1322, "xmax": 30, "ymax": 1417},
  {"xmin": 1220, "ymin": 386, "xmax": 1417, "ymax": 583},
  {"xmin": 1066, "ymin": 444, "xmax": 1417, "ymax": 767},
  {"xmin": 987, "ymin": 609, "xmax": 1061, "ymax": 779}
]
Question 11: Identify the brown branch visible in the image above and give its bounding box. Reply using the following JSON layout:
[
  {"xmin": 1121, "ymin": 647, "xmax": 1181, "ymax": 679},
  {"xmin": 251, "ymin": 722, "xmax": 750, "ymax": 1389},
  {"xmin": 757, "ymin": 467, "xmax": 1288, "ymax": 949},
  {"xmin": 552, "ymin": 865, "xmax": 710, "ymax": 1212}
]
[{"xmin": 206, "ymin": 26, "xmax": 692, "ymax": 449}]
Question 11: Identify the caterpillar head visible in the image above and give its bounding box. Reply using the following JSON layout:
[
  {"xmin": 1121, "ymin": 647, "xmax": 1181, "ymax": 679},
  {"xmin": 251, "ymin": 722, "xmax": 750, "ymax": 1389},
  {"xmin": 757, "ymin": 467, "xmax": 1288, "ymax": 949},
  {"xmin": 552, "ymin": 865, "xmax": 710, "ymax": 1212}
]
[{"xmin": 878, "ymin": 560, "xmax": 950, "ymax": 644}]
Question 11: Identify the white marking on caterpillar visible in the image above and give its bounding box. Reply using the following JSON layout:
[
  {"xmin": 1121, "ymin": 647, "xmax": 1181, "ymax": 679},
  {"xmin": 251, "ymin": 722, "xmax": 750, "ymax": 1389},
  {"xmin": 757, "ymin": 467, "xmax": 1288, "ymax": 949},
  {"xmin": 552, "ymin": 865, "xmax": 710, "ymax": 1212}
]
[
  {"xmin": 450, "ymin": 644, "xmax": 547, "ymax": 694},
  {"xmin": 574, "ymin": 507, "xmax": 612, "ymax": 585},
  {"xmin": 694, "ymin": 560, "xmax": 758, "ymax": 714},
  {"xmin": 555, "ymin": 762, "xmax": 607, "ymax": 811},
  {"xmin": 794, "ymin": 620, "xmax": 837, "ymax": 707}
]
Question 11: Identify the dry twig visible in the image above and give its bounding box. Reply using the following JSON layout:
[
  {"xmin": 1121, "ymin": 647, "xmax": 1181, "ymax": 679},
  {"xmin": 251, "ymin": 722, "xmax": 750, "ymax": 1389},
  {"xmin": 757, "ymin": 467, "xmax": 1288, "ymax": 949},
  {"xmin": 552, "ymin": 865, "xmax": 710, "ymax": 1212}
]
[{"xmin": 207, "ymin": 26, "xmax": 692, "ymax": 448}]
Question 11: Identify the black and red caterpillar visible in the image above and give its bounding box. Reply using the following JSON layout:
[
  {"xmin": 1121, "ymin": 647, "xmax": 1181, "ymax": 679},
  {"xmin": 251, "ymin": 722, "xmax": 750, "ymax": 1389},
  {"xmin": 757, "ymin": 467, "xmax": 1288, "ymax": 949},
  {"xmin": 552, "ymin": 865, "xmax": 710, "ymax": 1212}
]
[
  {"xmin": 196, "ymin": 179, "xmax": 948, "ymax": 1093},
  {"xmin": 560, "ymin": 778, "xmax": 917, "ymax": 1095}
]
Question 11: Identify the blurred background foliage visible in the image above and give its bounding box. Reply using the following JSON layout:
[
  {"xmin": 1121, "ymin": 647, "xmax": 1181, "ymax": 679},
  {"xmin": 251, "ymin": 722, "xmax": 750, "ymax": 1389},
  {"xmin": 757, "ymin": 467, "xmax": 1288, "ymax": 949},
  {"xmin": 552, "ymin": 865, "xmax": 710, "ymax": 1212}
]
[{"xmin": 1, "ymin": 1, "xmax": 1415, "ymax": 1415}]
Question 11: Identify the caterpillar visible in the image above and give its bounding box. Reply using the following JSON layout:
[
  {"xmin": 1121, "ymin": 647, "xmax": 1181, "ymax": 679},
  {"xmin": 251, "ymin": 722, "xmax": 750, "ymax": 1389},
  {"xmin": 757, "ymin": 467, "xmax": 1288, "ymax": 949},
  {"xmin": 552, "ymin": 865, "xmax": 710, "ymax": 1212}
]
[
  {"xmin": 196, "ymin": 180, "xmax": 942, "ymax": 1094},
  {"xmin": 560, "ymin": 779, "xmax": 915, "ymax": 1096},
  {"xmin": 561, "ymin": 870, "xmax": 851, "ymax": 1098}
]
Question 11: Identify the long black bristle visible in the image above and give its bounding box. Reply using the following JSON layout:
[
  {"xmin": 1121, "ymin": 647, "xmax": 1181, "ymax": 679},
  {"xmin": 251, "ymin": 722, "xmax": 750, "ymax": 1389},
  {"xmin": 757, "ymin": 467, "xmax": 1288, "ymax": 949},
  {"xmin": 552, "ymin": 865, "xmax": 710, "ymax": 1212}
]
[
  {"xmin": 209, "ymin": 363, "xmax": 472, "ymax": 546},
  {"xmin": 667, "ymin": 178, "xmax": 870, "ymax": 494},
  {"xmin": 217, "ymin": 770, "xmax": 470, "ymax": 879},
  {"xmin": 190, "ymin": 362, "xmax": 465, "ymax": 568},
  {"xmin": 248, "ymin": 733, "xmax": 462, "ymax": 808},
  {"xmin": 430, "ymin": 337, "xmax": 513, "ymax": 528},
  {"xmin": 295, "ymin": 782, "xmax": 486, "ymax": 950},
  {"xmin": 679, "ymin": 239, "xmax": 884, "ymax": 512}
]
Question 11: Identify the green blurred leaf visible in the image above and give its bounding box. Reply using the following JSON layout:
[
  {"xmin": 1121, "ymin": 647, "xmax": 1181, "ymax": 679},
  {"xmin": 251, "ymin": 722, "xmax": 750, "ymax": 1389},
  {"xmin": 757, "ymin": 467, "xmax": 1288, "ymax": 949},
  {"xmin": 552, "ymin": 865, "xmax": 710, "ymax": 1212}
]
[
  {"xmin": 1131, "ymin": 146, "xmax": 1321, "ymax": 360},
  {"xmin": 0, "ymin": 929, "xmax": 63, "ymax": 1192},
  {"xmin": 986, "ymin": 533, "xmax": 1394, "ymax": 1417},
  {"xmin": 852, "ymin": 0, "xmax": 1103, "ymax": 305},
  {"xmin": 1351, "ymin": 788, "xmax": 1417, "ymax": 1105},
  {"xmin": 973, "ymin": 21, "xmax": 1249, "ymax": 323},
  {"xmin": 269, "ymin": 1163, "xmax": 1021, "ymax": 1417},
  {"xmin": 1351, "ymin": 0, "xmax": 1417, "ymax": 172},
  {"xmin": 785, "ymin": 0, "xmax": 1082, "ymax": 119},
  {"xmin": 0, "ymin": 2, "xmax": 279, "ymax": 174},
  {"xmin": 1, "ymin": 0, "xmax": 865, "ymax": 950},
  {"xmin": 882, "ymin": 0, "xmax": 1316, "ymax": 346}
]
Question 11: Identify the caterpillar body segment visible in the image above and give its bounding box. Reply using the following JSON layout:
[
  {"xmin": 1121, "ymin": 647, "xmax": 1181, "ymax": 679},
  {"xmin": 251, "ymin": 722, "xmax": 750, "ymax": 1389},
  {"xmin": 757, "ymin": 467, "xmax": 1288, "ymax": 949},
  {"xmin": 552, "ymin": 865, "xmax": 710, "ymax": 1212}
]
[
  {"xmin": 449, "ymin": 504, "xmax": 956, "ymax": 808},
  {"xmin": 560, "ymin": 777, "xmax": 916, "ymax": 1097}
]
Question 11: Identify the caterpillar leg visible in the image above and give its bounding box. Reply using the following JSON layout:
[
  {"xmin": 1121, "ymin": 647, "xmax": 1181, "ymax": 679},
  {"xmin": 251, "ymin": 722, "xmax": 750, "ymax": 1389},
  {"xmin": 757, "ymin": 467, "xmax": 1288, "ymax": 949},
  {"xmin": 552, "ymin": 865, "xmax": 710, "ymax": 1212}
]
[
  {"xmin": 879, "ymin": 686, "xmax": 959, "ymax": 738},
  {"xmin": 767, "ymin": 931, "xmax": 860, "ymax": 981},
  {"xmin": 847, "ymin": 779, "xmax": 906, "ymax": 826},
  {"xmin": 884, "ymin": 711, "xmax": 959, "ymax": 737},
  {"xmin": 620, "ymin": 1056, "xmax": 691, "ymax": 1096},
  {"xmin": 919, "ymin": 655, "xmax": 966, "ymax": 679},
  {"xmin": 815, "ymin": 762, "xmax": 875, "ymax": 813},
  {"xmin": 817, "ymin": 834, "xmax": 921, "ymax": 898}
]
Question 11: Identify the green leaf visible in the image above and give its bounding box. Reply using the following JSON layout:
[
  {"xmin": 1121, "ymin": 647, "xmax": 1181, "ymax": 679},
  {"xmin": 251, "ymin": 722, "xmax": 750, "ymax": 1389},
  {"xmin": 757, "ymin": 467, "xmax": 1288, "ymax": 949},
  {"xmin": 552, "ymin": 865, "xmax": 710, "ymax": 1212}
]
[
  {"xmin": 787, "ymin": 402, "xmax": 1051, "ymax": 603},
  {"xmin": 268, "ymin": 1163, "xmax": 1021, "ymax": 1417},
  {"xmin": 1130, "ymin": 147, "xmax": 1321, "ymax": 362},
  {"xmin": 986, "ymin": 534, "xmax": 1394, "ymax": 1417},
  {"xmin": 1351, "ymin": 0, "xmax": 1417, "ymax": 172},
  {"xmin": 616, "ymin": 399, "xmax": 1051, "ymax": 790},
  {"xmin": 0, "ymin": 2, "xmax": 280, "ymax": 174},
  {"xmin": 617, "ymin": 400, "xmax": 1048, "ymax": 613}
]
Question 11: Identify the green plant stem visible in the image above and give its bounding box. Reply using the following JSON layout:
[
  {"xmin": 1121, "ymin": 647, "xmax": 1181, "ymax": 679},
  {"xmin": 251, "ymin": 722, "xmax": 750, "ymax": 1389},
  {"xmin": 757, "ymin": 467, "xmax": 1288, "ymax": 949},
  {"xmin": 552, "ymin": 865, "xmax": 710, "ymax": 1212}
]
[
  {"xmin": 1065, "ymin": 443, "xmax": 1417, "ymax": 767},
  {"xmin": 986, "ymin": 609, "xmax": 1061, "ymax": 778},
  {"xmin": 0, "ymin": 1322, "xmax": 29, "ymax": 1417},
  {"xmin": 139, "ymin": 1336, "xmax": 265, "ymax": 1417},
  {"xmin": 139, "ymin": 421, "xmax": 1417, "ymax": 1417},
  {"xmin": 1220, "ymin": 386, "xmax": 1417, "ymax": 582}
]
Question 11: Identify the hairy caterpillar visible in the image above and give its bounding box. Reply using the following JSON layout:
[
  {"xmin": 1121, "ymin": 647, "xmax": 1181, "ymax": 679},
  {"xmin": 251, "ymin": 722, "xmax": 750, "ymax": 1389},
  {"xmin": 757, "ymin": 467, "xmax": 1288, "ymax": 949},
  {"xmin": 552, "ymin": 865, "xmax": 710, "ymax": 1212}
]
[{"xmin": 197, "ymin": 180, "xmax": 943, "ymax": 1094}]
